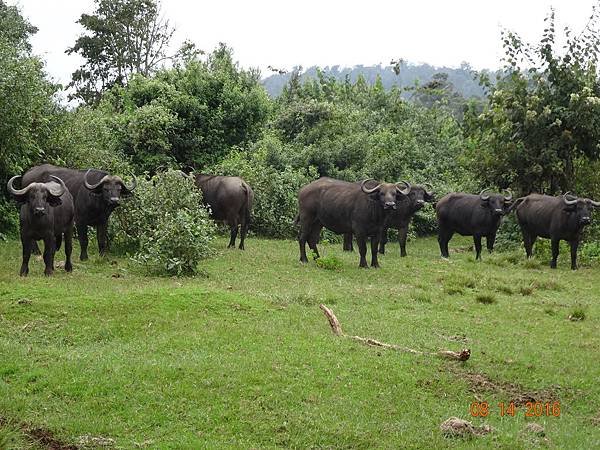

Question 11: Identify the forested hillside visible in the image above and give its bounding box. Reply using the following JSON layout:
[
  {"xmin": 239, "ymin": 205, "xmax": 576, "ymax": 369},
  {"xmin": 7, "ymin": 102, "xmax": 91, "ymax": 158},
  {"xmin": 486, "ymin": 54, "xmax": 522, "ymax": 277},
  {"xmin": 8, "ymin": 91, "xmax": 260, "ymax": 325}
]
[{"xmin": 262, "ymin": 62, "xmax": 489, "ymax": 98}]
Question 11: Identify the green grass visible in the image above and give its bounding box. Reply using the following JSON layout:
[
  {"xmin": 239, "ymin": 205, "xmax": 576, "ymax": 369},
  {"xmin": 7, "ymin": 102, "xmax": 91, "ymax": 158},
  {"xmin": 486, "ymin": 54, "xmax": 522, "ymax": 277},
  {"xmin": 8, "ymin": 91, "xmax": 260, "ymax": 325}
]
[{"xmin": 1, "ymin": 235, "xmax": 600, "ymax": 448}]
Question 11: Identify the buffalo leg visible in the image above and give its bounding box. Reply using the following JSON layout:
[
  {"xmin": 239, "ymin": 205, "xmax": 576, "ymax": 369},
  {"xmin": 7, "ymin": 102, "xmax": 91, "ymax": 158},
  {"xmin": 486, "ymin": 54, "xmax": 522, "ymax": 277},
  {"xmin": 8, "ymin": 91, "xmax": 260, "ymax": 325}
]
[
  {"xmin": 473, "ymin": 235, "xmax": 482, "ymax": 260},
  {"xmin": 378, "ymin": 227, "xmax": 388, "ymax": 254},
  {"xmin": 356, "ymin": 235, "xmax": 368, "ymax": 268},
  {"xmin": 31, "ymin": 240, "xmax": 41, "ymax": 255},
  {"xmin": 308, "ymin": 226, "xmax": 321, "ymax": 259},
  {"xmin": 523, "ymin": 232, "xmax": 536, "ymax": 258},
  {"xmin": 239, "ymin": 218, "xmax": 249, "ymax": 250},
  {"xmin": 486, "ymin": 233, "xmax": 496, "ymax": 253},
  {"xmin": 97, "ymin": 223, "xmax": 109, "ymax": 256},
  {"xmin": 298, "ymin": 223, "xmax": 312, "ymax": 264},
  {"xmin": 64, "ymin": 227, "xmax": 73, "ymax": 272},
  {"xmin": 569, "ymin": 240, "xmax": 579, "ymax": 270},
  {"xmin": 398, "ymin": 225, "xmax": 408, "ymax": 257},
  {"xmin": 438, "ymin": 227, "xmax": 453, "ymax": 258},
  {"xmin": 78, "ymin": 224, "xmax": 89, "ymax": 261},
  {"xmin": 228, "ymin": 218, "xmax": 239, "ymax": 248},
  {"xmin": 42, "ymin": 235, "xmax": 55, "ymax": 276},
  {"xmin": 343, "ymin": 233, "xmax": 354, "ymax": 252},
  {"xmin": 370, "ymin": 236, "xmax": 380, "ymax": 268},
  {"xmin": 550, "ymin": 238, "xmax": 560, "ymax": 269},
  {"xmin": 20, "ymin": 234, "xmax": 32, "ymax": 277},
  {"xmin": 55, "ymin": 233, "xmax": 62, "ymax": 252}
]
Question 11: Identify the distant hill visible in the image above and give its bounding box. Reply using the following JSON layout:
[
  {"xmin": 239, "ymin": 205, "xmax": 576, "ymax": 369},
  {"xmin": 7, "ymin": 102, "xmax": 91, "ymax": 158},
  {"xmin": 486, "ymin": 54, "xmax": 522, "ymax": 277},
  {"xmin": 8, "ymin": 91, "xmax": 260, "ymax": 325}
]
[{"xmin": 261, "ymin": 62, "xmax": 489, "ymax": 98}]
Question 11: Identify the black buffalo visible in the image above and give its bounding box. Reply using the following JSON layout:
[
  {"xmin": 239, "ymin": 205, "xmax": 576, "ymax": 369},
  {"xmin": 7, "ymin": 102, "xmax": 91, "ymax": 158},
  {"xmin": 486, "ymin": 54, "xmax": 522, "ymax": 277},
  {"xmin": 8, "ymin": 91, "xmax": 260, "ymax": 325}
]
[
  {"xmin": 22, "ymin": 164, "xmax": 136, "ymax": 260},
  {"xmin": 8, "ymin": 175, "xmax": 74, "ymax": 276},
  {"xmin": 436, "ymin": 188, "xmax": 513, "ymax": 259},
  {"xmin": 194, "ymin": 174, "xmax": 254, "ymax": 250},
  {"xmin": 296, "ymin": 177, "xmax": 411, "ymax": 268},
  {"xmin": 343, "ymin": 182, "xmax": 434, "ymax": 256},
  {"xmin": 513, "ymin": 193, "xmax": 600, "ymax": 269}
]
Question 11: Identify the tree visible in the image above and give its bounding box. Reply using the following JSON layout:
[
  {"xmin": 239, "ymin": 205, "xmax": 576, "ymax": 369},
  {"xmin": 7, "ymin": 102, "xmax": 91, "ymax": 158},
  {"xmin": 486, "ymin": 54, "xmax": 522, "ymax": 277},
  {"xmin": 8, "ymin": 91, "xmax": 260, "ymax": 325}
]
[
  {"xmin": 0, "ymin": 1, "xmax": 58, "ymax": 235},
  {"xmin": 67, "ymin": 0, "xmax": 175, "ymax": 104},
  {"xmin": 468, "ymin": 5, "xmax": 600, "ymax": 194}
]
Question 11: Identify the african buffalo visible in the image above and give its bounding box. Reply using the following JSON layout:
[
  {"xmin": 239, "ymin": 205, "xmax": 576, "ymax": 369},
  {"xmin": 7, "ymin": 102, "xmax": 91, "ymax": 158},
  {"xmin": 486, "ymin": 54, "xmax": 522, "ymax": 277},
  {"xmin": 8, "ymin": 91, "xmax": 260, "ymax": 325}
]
[
  {"xmin": 343, "ymin": 182, "xmax": 434, "ymax": 256},
  {"xmin": 436, "ymin": 188, "xmax": 513, "ymax": 259},
  {"xmin": 513, "ymin": 193, "xmax": 600, "ymax": 269},
  {"xmin": 194, "ymin": 174, "xmax": 254, "ymax": 250},
  {"xmin": 8, "ymin": 175, "xmax": 74, "ymax": 276},
  {"xmin": 296, "ymin": 177, "xmax": 411, "ymax": 268},
  {"xmin": 22, "ymin": 164, "xmax": 136, "ymax": 260}
]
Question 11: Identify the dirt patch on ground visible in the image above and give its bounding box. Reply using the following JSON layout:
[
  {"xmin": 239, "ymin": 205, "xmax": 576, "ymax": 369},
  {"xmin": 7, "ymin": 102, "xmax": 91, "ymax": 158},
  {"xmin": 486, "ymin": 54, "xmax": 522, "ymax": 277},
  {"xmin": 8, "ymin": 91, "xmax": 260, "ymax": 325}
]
[
  {"xmin": 0, "ymin": 416, "xmax": 79, "ymax": 450},
  {"xmin": 452, "ymin": 370, "xmax": 561, "ymax": 406}
]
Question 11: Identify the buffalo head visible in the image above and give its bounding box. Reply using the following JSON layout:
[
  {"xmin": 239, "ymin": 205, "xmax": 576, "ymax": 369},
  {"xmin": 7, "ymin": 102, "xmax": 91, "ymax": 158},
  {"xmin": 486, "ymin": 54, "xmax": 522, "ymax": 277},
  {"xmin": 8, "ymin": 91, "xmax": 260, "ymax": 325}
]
[
  {"xmin": 479, "ymin": 188, "xmax": 513, "ymax": 217},
  {"xmin": 361, "ymin": 179, "xmax": 411, "ymax": 210},
  {"xmin": 404, "ymin": 182, "xmax": 435, "ymax": 212},
  {"xmin": 7, "ymin": 175, "xmax": 66, "ymax": 216},
  {"xmin": 563, "ymin": 192, "xmax": 600, "ymax": 225},
  {"xmin": 84, "ymin": 170, "xmax": 136, "ymax": 207}
]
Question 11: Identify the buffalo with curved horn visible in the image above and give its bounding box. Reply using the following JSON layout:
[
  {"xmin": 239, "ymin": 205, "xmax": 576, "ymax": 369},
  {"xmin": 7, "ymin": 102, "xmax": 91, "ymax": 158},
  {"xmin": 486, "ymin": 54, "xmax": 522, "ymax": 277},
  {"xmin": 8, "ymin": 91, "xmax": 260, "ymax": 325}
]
[
  {"xmin": 297, "ymin": 177, "xmax": 410, "ymax": 268},
  {"xmin": 22, "ymin": 164, "xmax": 135, "ymax": 260},
  {"xmin": 513, "ymin": 192, "xmax": 600, "ymax": 269},
  {"xmin": 7, "ymin": 175, "xmax": 74, "ymax": 276},
  {"xmin": 436, "ymin": 188, "xmax": 513, "ymax": 260},
  {"xmin": 343, "ymin": 180, "xmax": 435, "ymax": 256}
]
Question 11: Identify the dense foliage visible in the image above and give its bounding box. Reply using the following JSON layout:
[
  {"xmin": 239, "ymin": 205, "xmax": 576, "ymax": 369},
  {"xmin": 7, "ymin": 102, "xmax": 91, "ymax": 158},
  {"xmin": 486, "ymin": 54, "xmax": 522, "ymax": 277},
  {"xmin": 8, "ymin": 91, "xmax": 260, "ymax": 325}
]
[
  {"xmin": 0, "ymin": 1, "xmax": 58, "ymax": 237},
  {"xmin": 112, "ymin": 169, "xmax": 215, "ymax": 275},
  {"xmin": 466, "ymin": 8, "xmax": 600, "ymax": 196}
]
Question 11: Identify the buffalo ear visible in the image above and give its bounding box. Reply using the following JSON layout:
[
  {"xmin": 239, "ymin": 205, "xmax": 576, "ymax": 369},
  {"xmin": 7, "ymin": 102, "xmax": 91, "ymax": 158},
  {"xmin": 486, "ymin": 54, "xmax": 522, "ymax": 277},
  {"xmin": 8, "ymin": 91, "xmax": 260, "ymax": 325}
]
[
  {"xmin": 48, "ymin": 196, "xmax": 62, "ymax": 207},
  {"xmin": 425, "ymin": 192, "xmax": 436, "ymax": 202},
  {"xmin": 563, "ymin": 204, "xmax": 576, "ymax": 212}
]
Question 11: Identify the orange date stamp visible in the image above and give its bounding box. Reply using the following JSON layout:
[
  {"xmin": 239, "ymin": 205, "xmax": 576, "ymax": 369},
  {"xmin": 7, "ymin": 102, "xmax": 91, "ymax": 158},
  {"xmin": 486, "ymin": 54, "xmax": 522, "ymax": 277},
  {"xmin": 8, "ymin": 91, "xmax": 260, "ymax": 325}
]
[{"xmin": 469, "ymin": 401, "xmax": 561, "ymax": 417}]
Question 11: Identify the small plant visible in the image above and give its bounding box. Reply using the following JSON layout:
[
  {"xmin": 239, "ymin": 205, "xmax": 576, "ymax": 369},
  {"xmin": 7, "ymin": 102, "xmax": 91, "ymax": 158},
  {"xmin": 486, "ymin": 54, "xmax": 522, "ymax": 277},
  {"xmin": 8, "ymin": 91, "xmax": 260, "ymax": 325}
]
[
  {"xmin": 413, "ymin": 292, "xmax": 432, "ymax": 304},
  {"xmin": 496, "ymin": 285, "xmax": 514, "ymax": 295},
  {"xmin": 569, "ymin": 307, "xmax": 587, "ymax": 321},
  {"xmin": 314, "ymin": 254, "xmax": 342, "ymax": 271},
  {"xmin": 475, "ymin": 293, "xmax": 497, "ymax": 304},
  {"xmin": 445, "ymin": 286, "xmax": 464, "ymax": 296},
  {"xmin": 519, "ymin": 285, "xmax": 535, "ymax": 296}
]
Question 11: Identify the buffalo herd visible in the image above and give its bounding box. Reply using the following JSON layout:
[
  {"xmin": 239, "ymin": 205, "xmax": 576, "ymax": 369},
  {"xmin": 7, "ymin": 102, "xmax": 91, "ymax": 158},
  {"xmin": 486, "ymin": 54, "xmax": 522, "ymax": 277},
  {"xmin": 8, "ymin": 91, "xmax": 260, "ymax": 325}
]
[{"xmin": 6, "ymin": 164, "xmax": 600, "ymax": 275}]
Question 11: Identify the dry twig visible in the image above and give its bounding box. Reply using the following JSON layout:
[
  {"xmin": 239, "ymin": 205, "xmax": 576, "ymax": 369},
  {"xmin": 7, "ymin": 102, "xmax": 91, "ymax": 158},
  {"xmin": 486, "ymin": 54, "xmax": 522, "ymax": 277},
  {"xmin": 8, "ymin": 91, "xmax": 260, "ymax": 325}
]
[{"xmin": 319, "ymin": 304, "xmax": 471, "ymax": 361}]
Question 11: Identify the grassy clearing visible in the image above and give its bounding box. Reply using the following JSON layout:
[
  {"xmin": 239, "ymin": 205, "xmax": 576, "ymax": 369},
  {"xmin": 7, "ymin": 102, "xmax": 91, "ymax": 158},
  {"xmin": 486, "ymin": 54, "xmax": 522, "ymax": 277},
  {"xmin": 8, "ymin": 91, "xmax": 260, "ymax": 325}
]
[{"xmin": 0, "ymin": 235, "xmax": 599, "ymax": 448}]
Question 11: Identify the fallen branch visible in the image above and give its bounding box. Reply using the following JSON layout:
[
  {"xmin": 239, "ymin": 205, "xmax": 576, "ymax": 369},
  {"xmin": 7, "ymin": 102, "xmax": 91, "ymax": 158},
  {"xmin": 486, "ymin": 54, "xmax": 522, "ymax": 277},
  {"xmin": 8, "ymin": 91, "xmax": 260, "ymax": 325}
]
[{"xmin": 319, "ymin": 304, "xmax": 471, "ymax": 361}]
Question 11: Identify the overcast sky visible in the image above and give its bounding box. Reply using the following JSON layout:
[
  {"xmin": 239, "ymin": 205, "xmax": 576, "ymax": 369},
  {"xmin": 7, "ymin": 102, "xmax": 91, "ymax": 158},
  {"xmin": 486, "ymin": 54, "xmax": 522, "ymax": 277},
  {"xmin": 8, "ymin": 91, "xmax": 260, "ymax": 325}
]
[{"xmin": 11, "ymin": 0, "xmax": 599, "ymax": 85}]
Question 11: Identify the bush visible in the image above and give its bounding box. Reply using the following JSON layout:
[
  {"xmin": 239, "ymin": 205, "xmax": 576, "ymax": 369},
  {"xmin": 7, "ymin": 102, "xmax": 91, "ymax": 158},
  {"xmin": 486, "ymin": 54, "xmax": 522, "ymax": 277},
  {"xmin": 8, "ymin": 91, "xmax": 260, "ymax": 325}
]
[
  {"xmin": 494, "ymin": 214, "xmax": 522, "ymax": 252},
  {"xmin": 210, "ymin": 136, "xmax": 318, "ymax": 238},
  {"xmin": 112, "ymin": 169, "xmax": 216, "ymax": 275}
]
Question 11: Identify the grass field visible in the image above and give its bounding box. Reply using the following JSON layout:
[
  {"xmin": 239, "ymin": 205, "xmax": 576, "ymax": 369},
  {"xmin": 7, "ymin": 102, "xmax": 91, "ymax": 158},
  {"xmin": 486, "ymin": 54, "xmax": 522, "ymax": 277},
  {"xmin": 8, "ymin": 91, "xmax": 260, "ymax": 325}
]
[{"xmin": 0, "ymin": 234, "xmax": 599, "ymax": 449}]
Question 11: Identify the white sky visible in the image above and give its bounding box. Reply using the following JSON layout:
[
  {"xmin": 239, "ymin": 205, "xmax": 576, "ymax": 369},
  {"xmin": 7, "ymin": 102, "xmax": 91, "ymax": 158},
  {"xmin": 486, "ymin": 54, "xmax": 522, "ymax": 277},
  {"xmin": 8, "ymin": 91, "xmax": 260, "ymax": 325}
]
[{"xmin": 10, "ymin": 0, "xmax": 599, "ymax": 85}]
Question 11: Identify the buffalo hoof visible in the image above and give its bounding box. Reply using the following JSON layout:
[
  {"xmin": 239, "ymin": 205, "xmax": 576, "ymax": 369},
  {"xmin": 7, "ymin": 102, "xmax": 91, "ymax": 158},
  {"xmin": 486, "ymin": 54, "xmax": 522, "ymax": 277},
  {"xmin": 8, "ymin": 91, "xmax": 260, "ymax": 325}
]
[
  {"xmin": 550, "ymin": 261, "xmax": 557, "ymax": 269},
  {"xmin": 571, "ymin": 265, "xmax": 578, "ymax": 271},
  {"xmin": 65, "ymin": 263, "xmax": 73, "ymax": 272},
  {"xmin": 44, "ymin": 269, "xmax": 53, "ymax": 277},
  {"xmin": 80, "ymin": 255, "xmax": 88, "ymax": 261},
  {"xmin": 19, "ymin": 269, "xmax": 28, "ymax": 277},
  {"xmin": 371, "ymin": 263, "xmax": 380, "ymax": 269}
]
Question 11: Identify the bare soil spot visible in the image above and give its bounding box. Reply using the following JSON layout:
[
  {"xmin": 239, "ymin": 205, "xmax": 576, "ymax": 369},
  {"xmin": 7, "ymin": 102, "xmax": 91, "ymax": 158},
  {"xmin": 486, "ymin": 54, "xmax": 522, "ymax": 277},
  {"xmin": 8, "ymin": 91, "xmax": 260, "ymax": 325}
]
[
  {"xmin": 440, "ymin": 417, "xmax": 493, "ymax": 438},
  {"xmin": 454, "ymin": 370, "xmax": 561, "ymax": 406},
  {"xmin": 0, "ymin": 416, "xmax": 78, "ymax": 450}
]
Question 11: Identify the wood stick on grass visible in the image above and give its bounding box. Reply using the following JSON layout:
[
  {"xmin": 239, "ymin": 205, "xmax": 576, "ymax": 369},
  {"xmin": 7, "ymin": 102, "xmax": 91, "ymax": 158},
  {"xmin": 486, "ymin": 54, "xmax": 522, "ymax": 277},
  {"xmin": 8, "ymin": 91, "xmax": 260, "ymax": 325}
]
[{"xmin": 319, "ymin": 304, "xmax": 471, "ymax": 361}]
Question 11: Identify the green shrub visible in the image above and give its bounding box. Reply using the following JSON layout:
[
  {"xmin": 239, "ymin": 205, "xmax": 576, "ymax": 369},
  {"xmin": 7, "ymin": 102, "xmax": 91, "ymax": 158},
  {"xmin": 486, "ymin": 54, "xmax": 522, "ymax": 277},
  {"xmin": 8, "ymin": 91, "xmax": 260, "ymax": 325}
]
[
  {"xmin": 494, "ymin": 214, "xmax": 522, "ymax": 252},
  {"xmin": 314, "ymin": 254, "xmax": 342, "ymax": 271},
  {"xmin": 476, "ymin": 293, "xmax": 497, "ymax": 304},
  {"xmin": 112, "ymin": 170, "xmax": 216, "ymax": 275}
]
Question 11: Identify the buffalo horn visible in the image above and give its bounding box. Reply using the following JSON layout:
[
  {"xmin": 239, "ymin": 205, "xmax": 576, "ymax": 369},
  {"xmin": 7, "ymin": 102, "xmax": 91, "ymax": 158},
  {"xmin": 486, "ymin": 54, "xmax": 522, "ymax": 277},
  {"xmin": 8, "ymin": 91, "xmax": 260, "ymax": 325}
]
[
  {"xmin": 84, "ymin": 170, "xmax": 109, "ymax": 190},
  {"xmin": 479, "ymin": 188, "xmax": 491, "ymax": 201},
  {"xmin": 503, "ymin": 188, "xmax": 513, "ymax": 202},
  {"xmin": 361, "ymin": 179, "xmax": 382, "ymax": 194},
  {"xmin": 48, "ymin": 176, "xmax": 66, "ymax": 197},
  {"xmin": 396, "ymin": 180, "xmax": 411, "ymax": 195},
  {"xmin": 123, "ymin": 173, "xmax": 137, "ymax": 192},
  {"xmin": 563, "ymin": 192, "xmax": 578, "ymax": 205},
  {"xmin": 589, "ymin": 199, "xmax": 600, "ymax": 207},
  {"xmin": 424, "ymin": 182, "xmax": 434, "ymax": 196},
  {"xmin": 6, "ymin": 176, "xmax": 31, "ymax": 196}
]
